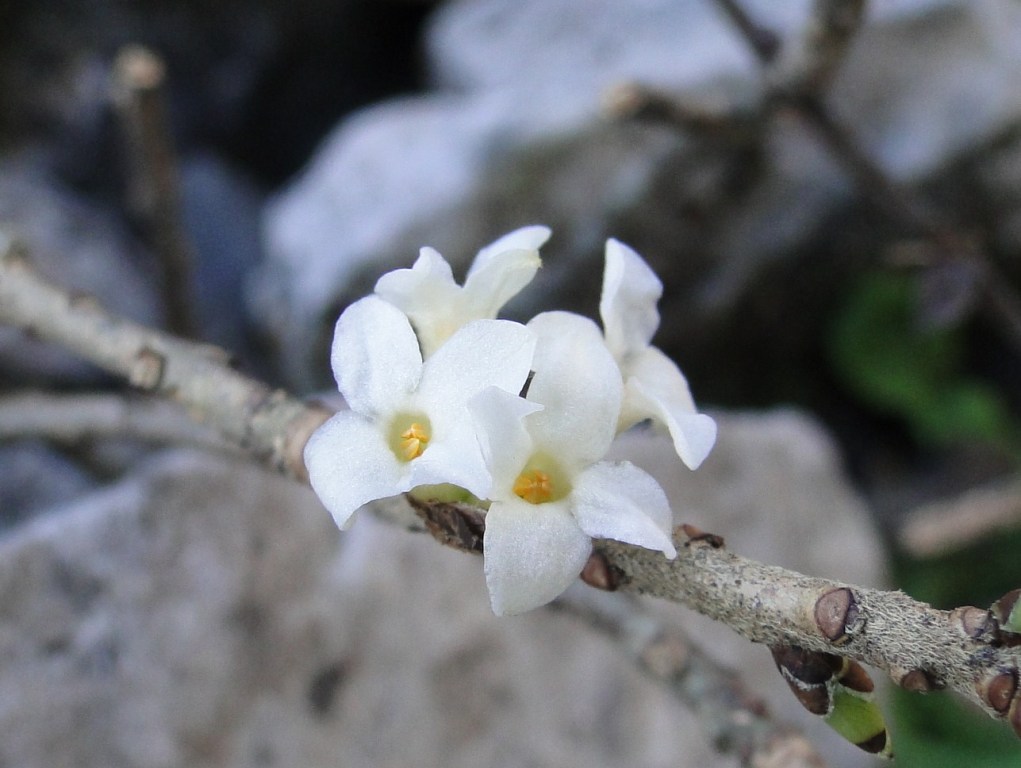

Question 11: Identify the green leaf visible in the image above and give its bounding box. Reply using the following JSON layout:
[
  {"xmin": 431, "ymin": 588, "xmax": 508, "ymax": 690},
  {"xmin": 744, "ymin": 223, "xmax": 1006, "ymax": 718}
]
[
  {"xmin": 825, "ymin": 685, "xmax": 894, "ymax": 758},
  {"xmin": 828, "ymin": 272, "xmax": 1015, "ymax": 448}
]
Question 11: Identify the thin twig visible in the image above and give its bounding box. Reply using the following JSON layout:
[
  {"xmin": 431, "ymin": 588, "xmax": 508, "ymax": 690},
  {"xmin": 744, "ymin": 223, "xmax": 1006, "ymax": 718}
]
[
  {"xmin": 0, "ymin": 391, "xmax": 237, "ymax": 455},
  {"xmin": 0, "ymin": 233, "xmax": 330, "ymax": 481},
  {"xmin": 790, "ymin": 0, "xmax": 868, "ymax": 95},
  {"xmin": 711, "ymin": 0, "xmax": 781, "ymax": 65},
  {"xmin": 602, "ymin": 82, "xmax": 760, "ymax": 141},
  {"xmin": 669, "ymin": 0, "xmax": 1021, "ymax": 356},
  {"xmin": 900, "ymin": 479, "xmax": 1021, "ymax": 558},
  {"xmin": 787, "ymin": 94, "xmax": 943, "ymax": 237},
  {"xmin": 714, "ymin": 0, "xmax": 936, "ymax": 233},
  {"xmin": 111, "ymin": 45, "xmax": 198, "ymax": 338},
  {"xmin": 552, "ymin": 587, "xmax": 828, "ymax": 768}
]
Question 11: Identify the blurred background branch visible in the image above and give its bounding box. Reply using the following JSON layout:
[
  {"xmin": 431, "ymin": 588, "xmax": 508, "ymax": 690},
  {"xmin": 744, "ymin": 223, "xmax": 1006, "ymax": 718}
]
[
  {"xmin": 0, "ymin": 391, "xmax": 234, "ymax": 453},
  {"xmin": 552, "ymin": 586, "xmax": 829, "ymax": 768},
  {"xmin": 111, "ymin": 45, "xmax": 198, "ymax": 338}
]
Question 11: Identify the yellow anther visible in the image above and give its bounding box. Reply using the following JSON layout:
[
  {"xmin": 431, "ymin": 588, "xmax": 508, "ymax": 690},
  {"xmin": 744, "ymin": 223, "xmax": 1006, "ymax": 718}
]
[
  {"xmin": 513, "ymin": 469, "xmax": 553, "ymax": 504},
  {"xmin": 399, "ymin": 422, "xmax": 430, "ymax": 461}
]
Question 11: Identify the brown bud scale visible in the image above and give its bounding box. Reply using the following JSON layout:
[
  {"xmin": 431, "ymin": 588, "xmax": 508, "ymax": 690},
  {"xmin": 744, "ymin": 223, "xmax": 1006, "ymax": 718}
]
[
  {"xmin": 982, "ymin": 670, "xmax": 1017, "ymax": 714},
  {"xmin": 789, "ymin": 682, "xmax": 831, "ymax": 716},
  {"xmin": 836, "ymin": 659, "xmax": 874, "ymax": 694},
  {"xmin": 992, "ymin": 589, "xmax": 1021, "ymax": 646},
  {"xmin": 771, "ymin": 645, "xmax": 840, "ymax": 686},
  {"xmin": 815, "ymin": 587, "xmax": 857, "ymax": 644},
  {"xmin": 950, "ymin": 606, "xmax": 992, "ymax": 640},
  {"xmin": 680, "ymin": 523, "xmax": 725, "ymax": 549},
  {"xmin": 992, "ymin": 589, "xmax": 1021, "ymax": 624},
  {"xmin": 898, "ymin": 668, "xmax": 939, "ymax": 692},
  {"xmin": 580, "ymin": 551, "xmax": 619, "ymax": 591},
  {"xmin": 856, "ymin": 730, "xmax": 890, "ymax": 755},
  {"xmin": 407, "ymin": 497, "xmax": 486, "ymax": 554}
]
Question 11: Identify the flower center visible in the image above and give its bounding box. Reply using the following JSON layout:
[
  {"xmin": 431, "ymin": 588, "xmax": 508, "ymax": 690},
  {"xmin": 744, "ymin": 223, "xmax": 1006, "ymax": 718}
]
[
  {"xmin": 513, "ymin": 469, "xmax": 553, "ymax": 504},
  {"xmin": 511, "ymin": 453, "xmax": 570, "ymax": 505},
  {"xmin": 388, "ymin": 414, "xmax": 432, "ymax": 462},
  {"xmin": 400, "ymin": 422, "xmax": 430, "ymax": 460}
]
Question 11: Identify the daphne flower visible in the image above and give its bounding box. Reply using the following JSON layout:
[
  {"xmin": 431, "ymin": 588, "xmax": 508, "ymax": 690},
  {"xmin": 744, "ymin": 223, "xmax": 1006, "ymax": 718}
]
[
  {"xmin": 600, "ymin": 238, "xmax": 717, "ymax": 469},
  {"xmin": 304, "ymin": 296, "xmax": 535, "ymax": 530},
  {"xmin": 374, "ymin": 226, "xmax": 551, "ymax": 357},
  {"xmin": 470, "ymin": 311, "xmax": 677, "ymax": 615}
]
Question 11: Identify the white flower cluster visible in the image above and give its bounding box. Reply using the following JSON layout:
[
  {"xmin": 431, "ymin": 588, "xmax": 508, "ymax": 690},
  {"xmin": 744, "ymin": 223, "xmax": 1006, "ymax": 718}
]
[{"xmin": 305, "ymin": 227, "xmax": 716, "ymax": 615}]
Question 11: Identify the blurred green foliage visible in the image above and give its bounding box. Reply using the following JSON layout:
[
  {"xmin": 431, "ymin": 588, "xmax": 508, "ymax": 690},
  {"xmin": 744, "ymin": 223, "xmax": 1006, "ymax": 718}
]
[
  {"xmin": 888, "ymin": 527, "xmax": 1021, "ymax": 765},
  {"xmin": 828, "ymin": 272, "xmax": 1015, "ymax": 448},
  {"xmin": 830, "ymin": 272, "xmax": 1021, "ymax": 762},
  {"xmin": 889, "ymin": 687, "xmax": 1021, "ymax": 767}
]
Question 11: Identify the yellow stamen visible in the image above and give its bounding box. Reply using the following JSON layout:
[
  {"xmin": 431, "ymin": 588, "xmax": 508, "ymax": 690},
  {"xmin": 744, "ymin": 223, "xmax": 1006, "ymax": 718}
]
[
  {"xmin": 513, "ymin": 469, "xmax": 553, "ymax": 504},
  {"xmin": 399, "ymin": 422, "xmax": 430, "ymax": 460}
]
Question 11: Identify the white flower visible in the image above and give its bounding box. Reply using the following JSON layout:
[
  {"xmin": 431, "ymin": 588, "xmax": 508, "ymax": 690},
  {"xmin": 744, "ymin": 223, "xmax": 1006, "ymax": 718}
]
[
  {"xmin": 600, "ymin": 238, "xmax": 717, "ymax": 469},
  {"xmin": 374, "ymin": 226, "xmax": 551, "ymax": 357},
  {"xmin": 470, "ymin": 311, "xmax": 677, "ymax": 616},
  {"xmin": 304, "ymin": 296, "xmax": 535, "ymax": 530}
]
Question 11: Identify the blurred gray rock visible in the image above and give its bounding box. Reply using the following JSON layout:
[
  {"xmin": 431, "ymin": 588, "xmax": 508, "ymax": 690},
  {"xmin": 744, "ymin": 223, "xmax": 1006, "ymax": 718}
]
[
  {"xmin": 257, "ymin": 0, "xmax": 1021, "ymax": 390},
  {"xmin": 0, "ymin": 152, "xmax": 161, "ymax": 385},
  {"xmin": 0, "ymin": 410, "xmax": 881, "ymax": 768},
  {"xmin": 427, "ymin": 0, "xmax": 800, "ymax": 93},
  {"xmin": 0, "ymin": 451, "xmax": 340, "ymax": 768},
  {"xmin": 0, "ymin": 441, "xmax": 96, "ymax": 532},
  {"xmin": 829, "ymin": 0, "xmax": 1021, "ymax": 180}
]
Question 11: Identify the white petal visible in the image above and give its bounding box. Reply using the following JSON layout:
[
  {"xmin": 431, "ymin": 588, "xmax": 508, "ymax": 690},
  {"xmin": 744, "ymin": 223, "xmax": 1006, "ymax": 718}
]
[
  {"xmin": 525, "ymin": 312, "xmax": 622, "ymax": 466},
  {"xmin": 600, "ymin": 239, "xmax": 662, "ymax": 359},
  {"xmin": 570, "ymin": 461, "xmax": 677, "ymax": 558},
  {"xmin": 304, "ymin": 411, "xmax": 408, "ymax": 529},
  {"xmin": 469, "ymin": 225, "xmax": 552, "ymax": 276},
  {"xmin": 410, "ymin": 417, "xmax": 494, "ymax": 500},
  {"xmin": 483, "ymin": 498, "xmax": 593, "ymax": 615},
  {"xmin": 374, "ymin": 247, "xmax": 459, "ymax": 315},
  {"xmin": 469, "ymin": 386, "xmax": 543, "ymax": 496},
  {"xmin": 621, "ymin": 346, "xmax": 697, "ymax": 414},
  {"xmin": 418, "ymin": 319, "xmax": 535, "ymax": 411},
  {"xmin": 623, "ymin": 347, "xmax": 717, "ymax": 469},
  {"xmin": 331, "ymin": 296, "xmax": 422, "ymax": 417},
  {"xmin": 462, "ymin": 248, "xmax": 541, "ymax": 318},
  {"xmin": 374, "ymin": 248, "xmax": 464, "ymax": 356}
]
